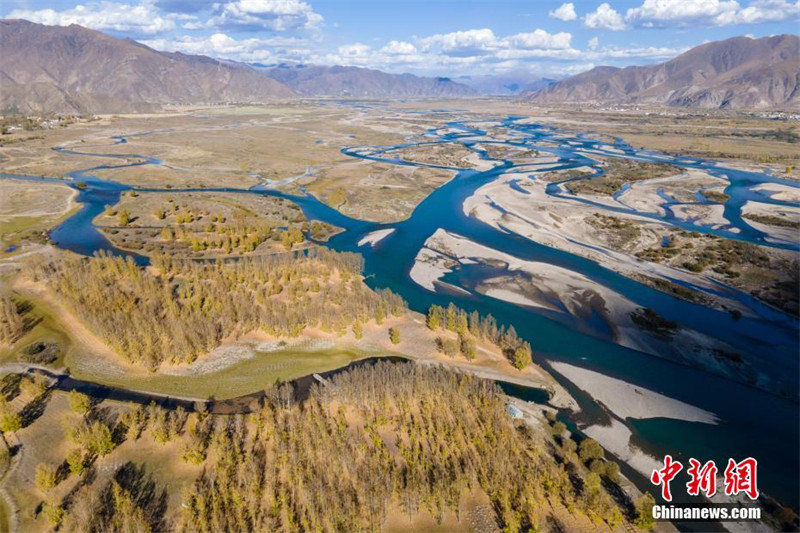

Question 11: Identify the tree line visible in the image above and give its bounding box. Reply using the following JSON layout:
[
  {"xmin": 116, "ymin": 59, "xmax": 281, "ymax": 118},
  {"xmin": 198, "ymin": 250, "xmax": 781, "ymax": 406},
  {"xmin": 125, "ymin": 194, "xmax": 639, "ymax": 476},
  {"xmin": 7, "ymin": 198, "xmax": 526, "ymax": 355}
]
[
  {"xmin": 426, "ymin": 303, "xmax": 532, "ymax": 368},
  {"xmin": 31, "ymin": 248, "xmax": 405, "ymax": 368}
]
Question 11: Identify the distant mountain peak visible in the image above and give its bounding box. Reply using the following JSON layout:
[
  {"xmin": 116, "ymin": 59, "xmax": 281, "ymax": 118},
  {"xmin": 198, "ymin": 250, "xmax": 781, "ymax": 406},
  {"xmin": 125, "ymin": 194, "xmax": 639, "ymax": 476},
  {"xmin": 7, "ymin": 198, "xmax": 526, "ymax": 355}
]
[
  {"xmin": 260, "ymin": 63, "xmax": 477, "ymax": 98},
  {"xmin": 0, "ymin": 18, "xmax": 293, "ymax": 114},
  {"xmin": 528, "ymin": 34, "xmax": 800, "ymax": 110}
]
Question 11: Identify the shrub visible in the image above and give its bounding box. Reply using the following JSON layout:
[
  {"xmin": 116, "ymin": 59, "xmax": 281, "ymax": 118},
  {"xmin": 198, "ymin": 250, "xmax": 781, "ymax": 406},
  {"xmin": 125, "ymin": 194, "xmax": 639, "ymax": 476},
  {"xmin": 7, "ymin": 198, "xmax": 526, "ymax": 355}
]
[{"xmin": 35, "ymin": 463, "xmax": 57, "ymax": 491}]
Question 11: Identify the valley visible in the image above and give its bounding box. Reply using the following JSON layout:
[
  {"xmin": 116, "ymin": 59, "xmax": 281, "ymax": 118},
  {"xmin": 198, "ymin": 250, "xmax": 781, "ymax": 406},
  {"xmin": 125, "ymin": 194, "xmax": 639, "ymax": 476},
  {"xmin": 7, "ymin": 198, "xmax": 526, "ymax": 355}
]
[{"xmin": 0, "ymin": 100, "xmax": 797, "ymax": 531}]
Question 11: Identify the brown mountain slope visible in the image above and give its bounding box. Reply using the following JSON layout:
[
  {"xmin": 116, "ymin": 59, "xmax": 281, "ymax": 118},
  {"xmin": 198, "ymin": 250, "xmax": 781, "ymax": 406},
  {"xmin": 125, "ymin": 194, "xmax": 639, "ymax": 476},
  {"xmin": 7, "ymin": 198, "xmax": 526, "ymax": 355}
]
[
  {"xmin": 0, "ymin": 19, "xmax": 293, "ymax": 114},
  {"xmin": 529, "ymin": 35, "xmax": 799, "ymax": 110},
  {"xmin": 261, "ymin": 64, "xmax": 477, "ymax": 98}
]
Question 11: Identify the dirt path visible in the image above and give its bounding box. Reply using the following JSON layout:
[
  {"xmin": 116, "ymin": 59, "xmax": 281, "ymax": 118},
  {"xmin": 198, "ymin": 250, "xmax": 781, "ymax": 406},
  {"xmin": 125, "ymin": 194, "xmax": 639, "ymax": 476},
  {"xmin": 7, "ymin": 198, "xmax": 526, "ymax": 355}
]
[{"xmin": 12, "ymin": 279, "xmax": 122, "ymax": 366}]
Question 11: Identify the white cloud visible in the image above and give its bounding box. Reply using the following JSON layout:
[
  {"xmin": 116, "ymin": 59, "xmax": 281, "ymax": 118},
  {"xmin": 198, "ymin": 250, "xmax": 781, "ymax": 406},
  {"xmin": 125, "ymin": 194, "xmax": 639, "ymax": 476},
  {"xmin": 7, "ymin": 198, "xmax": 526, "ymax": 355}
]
[
  {"xmin": 588, "ymin": 36, "xmax": 600, "ymax": 49},
  {"xmin": 8, "ymin": 0, "xmax": 187, "ymax": 34},
  {"xmin": 419, "ymin": 28, "xmax": 574, "ymax": 58},
  {"xmin": 380, "ymin": 40, "xmax": 417, "ymax": 55},
  {"xmin": 584, "ymin": 3, "xmax": 627, "ymax": 30},
  {"xmin": 503, "ymin": 29, "xmax": 572, "ymax": 50},
  {"xmin": 337, "ymin": 42, "xmax": 371, "ymax": 59},
  {"xmin": 731, "ymin": 0, "xmax": 799, "ymax": 23},
  {"xmin": 549, "ymin": 2, "xmax": 578, "ymax": 21},
  {"xmin": 141, "ymin": 32, "xmax": 309, "ymax": 62},
  {"xmin": 588, "ymin": 44, "xmax": 689, "ymax": 59},
  {"xmin": 315, "ymin": 27, "xmax": 581, "ymax": 74},
  {"xmin": 206, "ymin": 0, "xmax": 323, "ymax": 30},
  {"xmin": 420, "ymin": 28, "xmax": 497, "ymax": 56},
  {"xmin": 625, "ymin": 0, "xmax": 799, "ymax": 27}
]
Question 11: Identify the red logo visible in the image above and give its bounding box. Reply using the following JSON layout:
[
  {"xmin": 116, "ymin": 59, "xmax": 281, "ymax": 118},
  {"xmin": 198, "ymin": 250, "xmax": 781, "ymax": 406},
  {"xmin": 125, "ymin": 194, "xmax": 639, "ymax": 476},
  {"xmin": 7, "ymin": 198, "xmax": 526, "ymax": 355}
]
[
  {"xmin": 650, "ymin": 455, "xmax": 683, "ymax": 501},
  {"xmin": 723, "ymin": 458, "xmax": 759, "ymax": 500},
  {"xmin": 686, "ymin": 458, "xmax": 717, "ymax": 497},
  {"xmin": 650, "ymin": 457, "xmax": 759, "ymax": 501}
]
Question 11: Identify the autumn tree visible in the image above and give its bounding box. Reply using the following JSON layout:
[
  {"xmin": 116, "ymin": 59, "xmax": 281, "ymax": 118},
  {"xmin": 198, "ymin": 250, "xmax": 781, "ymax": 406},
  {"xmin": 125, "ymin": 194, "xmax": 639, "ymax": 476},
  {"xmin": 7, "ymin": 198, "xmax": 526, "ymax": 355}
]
[
  {"xmin": 35, "ymin": 463, "xmax": 57, "ymax": 492},
  {"xmin": 388, "ymin": 327, "xmax": 400, "ymax": 344},
  {"xmin": 68, "ymin": 390, "xmax": 91, "ymax": 415},
  {"xmin": 633, "ymin": 493, "xmax": 656, "ymax": 530}
]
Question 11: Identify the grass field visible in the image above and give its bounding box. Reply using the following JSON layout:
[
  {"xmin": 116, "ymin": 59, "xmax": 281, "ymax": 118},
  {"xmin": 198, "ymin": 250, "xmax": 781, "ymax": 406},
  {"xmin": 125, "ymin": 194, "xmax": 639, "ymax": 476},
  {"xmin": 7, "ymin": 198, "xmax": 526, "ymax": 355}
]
[
  {"xmin": 0, "ymin": 181, "xmax": 78, "ymax": 255},
  {"xmin": 69, "ymin": 347, "xmax": 379, "ymax": 400},
  {"xmin": 0, "ymin": 293, "xmax": 72, "ymax": 368}
]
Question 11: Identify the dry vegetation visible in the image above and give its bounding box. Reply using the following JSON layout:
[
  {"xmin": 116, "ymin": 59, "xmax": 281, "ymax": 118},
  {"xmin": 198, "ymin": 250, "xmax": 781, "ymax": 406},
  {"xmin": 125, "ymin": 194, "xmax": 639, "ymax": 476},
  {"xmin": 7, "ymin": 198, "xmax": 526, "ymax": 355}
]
[
  {"xmin": 0, "ymin": 294, "xmax": 27, "ymax": 347},
  {"xmin": 479, "ymin": 144, "xmax": 541, "ymax": 161},
  {"xmin": 636, "ymin": 231, "xmax": 799, "ymax": 315},
  {"xmin": 589, "ymin": 214, "xmax": 643, "ymax": 251},
  {"xmin": 31, "ymin": 249, "xmax": 406, "ymax": 368},
  {"xmin": 528, "ymin": 107, "xmax": 800, "ymax": 177},
  {"xmin": 302, "ymin": 161, "xmax": 455, "ymax": 222},
  {"xmin": 0, "ymin": 180, "xmax": 77, "ymax": 253},
  {"xmin": 1, "ymin": 363, "xmax": 652, "ymax": 532},
  {"xmin": 0, "ymin": 104, "xmax": 410, "ymax": 189},
  {"xmin": 386, "ymin": 143, "xmax": 479, "ymax": 168},
  {"xmin": 94, "ymin": 191, "xmax": 335, "ymax": 257},
  {"xmin": 742, "ymin": 212, "xmax": 800, "ymax": 229},
  {"xmin": 566, "ymin": 159, "xmax": 679, "ymax": 196}
]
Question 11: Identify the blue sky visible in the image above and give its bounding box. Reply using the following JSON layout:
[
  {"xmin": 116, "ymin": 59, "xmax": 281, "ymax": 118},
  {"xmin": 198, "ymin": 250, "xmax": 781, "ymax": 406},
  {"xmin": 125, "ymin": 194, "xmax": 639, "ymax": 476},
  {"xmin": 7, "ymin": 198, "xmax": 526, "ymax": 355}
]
[{"xmin": 3, "ymin": 0, "xmax": 798, "ymax": 77}]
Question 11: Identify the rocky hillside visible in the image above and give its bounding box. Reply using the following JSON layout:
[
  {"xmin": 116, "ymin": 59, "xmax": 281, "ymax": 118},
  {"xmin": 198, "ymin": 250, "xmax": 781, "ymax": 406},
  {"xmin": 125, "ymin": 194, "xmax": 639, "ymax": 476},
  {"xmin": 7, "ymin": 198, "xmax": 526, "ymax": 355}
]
[
  {"xmin": 261, "ymin": 63, "xmax": 476, "ymax": 98},
  {"xmin": 0, "ymin": 19, "xmax": 294, "ymax": 114},
  {"xmin": 528, "ymin": 35, "xmax": 799, "ymax": 110}
]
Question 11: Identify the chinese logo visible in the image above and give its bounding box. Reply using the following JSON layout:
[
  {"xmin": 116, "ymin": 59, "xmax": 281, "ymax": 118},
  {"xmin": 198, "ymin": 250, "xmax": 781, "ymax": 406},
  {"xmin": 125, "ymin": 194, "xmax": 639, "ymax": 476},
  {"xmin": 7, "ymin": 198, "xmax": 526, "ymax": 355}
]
[{"xmin": 650, "ymin": 456, "xmax": 758, "ymax": 501}]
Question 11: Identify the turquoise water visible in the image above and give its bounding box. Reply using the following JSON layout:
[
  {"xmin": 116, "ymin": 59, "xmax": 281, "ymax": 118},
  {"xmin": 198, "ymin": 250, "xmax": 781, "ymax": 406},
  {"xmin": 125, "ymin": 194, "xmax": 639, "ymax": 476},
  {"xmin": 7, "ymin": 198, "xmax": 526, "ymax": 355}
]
[{"xmin": 1, "ymin": 114, "xmax": 797, "ymax": 507}]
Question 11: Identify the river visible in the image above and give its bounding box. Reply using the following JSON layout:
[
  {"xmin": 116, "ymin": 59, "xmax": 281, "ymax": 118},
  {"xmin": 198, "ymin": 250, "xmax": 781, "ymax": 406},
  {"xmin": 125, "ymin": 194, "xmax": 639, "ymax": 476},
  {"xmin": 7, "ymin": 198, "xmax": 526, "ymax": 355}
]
[{"xmin": 1, "ymin": 113, "xmax": 797, "ymax": 508}]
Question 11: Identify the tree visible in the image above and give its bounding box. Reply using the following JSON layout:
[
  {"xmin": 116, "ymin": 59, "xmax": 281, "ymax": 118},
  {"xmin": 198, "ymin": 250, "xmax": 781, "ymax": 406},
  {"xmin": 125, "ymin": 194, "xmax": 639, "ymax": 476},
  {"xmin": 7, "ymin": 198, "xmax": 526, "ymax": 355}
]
[
  {"xmin": 118, "ymin": 209, "xmax": 131, "ymax": 226},
  {"xmin": 182, "ymin": 445, "xmax": 206, "ymax": 465},
  {"xmin": 0, "ymin": 405, "xmax": 21, "ymax": 433},
  {"xmin": 42, "ymin": 503, "xmax": 65, "ymax": 526},
  {"xmin": 36, "ymin": 463, "xmax": 57, "ymax": 492},
  {"xmin": 388, "ymin": 327, "xmax": 400, "ymax": 344},
  {"xmin": 561, "ymin": 437, "xmax": 577, "ymax": 455},
  {"xmin": 68, "ymin": 390, "xmax": 91, "ymax": 415},
  {"xmin": 425, "ymin": 308, "xmax": 440, "ymax": 330},
  {"xmin": 604, "ymin": 461, "xmax": 620, "ymax": 482},
  {"xmin": 437, "ymin": 337, "xmax": 458, "ymax": 357},
  {"xmin": 459, "ymin": 334, "xmax": 476, "ymax": 360},
  {"xmin": 67, "ymin": 449, "xmax": 85, "ymax": 476},
  {"xmin": 352, "ymin": 320, "xmax": 363, "ymax": 340},
  {"xmin": 633, "ymin": 493, "xmax": 656, "ymax": 530},
  {"xmin": 578, "ymin": 438, "xmax": 604, "ymax": 463},
  {"xmin": 511, "ymin": 343, "xmax": 532, "ymax": 369},
  {"xmin": 88, "ymin": 421, "xmax": 115, "ymax": 456}
]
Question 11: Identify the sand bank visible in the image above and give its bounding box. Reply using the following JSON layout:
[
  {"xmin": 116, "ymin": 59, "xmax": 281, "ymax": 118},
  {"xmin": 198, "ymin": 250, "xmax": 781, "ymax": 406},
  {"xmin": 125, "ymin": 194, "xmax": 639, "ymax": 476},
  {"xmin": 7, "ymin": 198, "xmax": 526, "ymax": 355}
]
[
  {"xmin": 358, "ymin": 228, "xmax": 396, "ymax": 247},
  {"xmin": 549, "ymin": 361, "xmax": 719, "ymax": 423}
]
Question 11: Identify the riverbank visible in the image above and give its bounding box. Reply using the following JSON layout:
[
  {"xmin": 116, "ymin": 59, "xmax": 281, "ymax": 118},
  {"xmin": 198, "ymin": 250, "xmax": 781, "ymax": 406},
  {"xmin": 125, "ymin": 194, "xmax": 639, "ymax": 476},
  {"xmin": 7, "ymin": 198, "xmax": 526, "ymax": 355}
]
[{"xmin": 410, "ymin": 228, "xmax": 763, "ymax": 389}]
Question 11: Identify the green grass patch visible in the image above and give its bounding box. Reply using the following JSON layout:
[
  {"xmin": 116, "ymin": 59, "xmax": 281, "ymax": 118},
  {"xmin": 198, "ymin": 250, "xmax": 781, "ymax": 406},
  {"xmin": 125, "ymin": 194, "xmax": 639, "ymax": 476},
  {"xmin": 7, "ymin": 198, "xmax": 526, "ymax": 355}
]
[
  {"xmin": 0, "ymin": 296, "xmax": 72, "ymax": 367},
  {"xmin": 0, "ymin": 203, "xmax": 80, "ymax": 255},
  {"xmin": 69, "ymin": 347, "xmax": 380, "ymax": 400}
]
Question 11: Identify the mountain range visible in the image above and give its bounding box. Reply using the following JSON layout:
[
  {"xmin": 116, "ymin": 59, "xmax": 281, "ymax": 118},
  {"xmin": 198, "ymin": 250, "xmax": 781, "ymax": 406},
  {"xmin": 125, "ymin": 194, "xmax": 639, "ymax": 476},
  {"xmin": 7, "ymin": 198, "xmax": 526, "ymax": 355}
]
[
  {"xmin": 0, "ymin": 19, "xmax": 475, "ymax": 113},
  {"xmin": 259, "ymin": 63, "xmax": 476, "ymax": 98},
  {"xmin": 528, "ymin": 34, "xmax": 799, "ymax": 110},
  {"xmin": 0, "ymin": 19, "xmax": 294, "ymax": 114},
  {"xmin": 455, "ymin": 74, "xmax": 555, "ymax": 96},
  {"xmin": 1, "ymin": 18, "xmax": 797, "ymax": 113}
]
